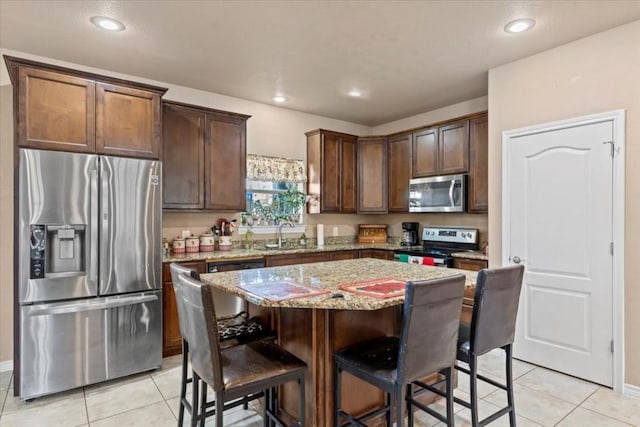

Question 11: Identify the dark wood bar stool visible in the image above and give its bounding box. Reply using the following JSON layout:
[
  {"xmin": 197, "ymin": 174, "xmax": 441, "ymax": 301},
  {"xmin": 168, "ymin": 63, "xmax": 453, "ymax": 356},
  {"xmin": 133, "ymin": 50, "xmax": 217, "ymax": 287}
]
[
  {"xmin": 174, "ymin": 272, "xmax": 307, "ymax": 427},
  {"xmin": 169, "ymin": 263, "xmax": 202, "ymax": 426},
  {"xmin": 453, "ymin": 265, "xmax": 525, "ymax": 427},
  {"xmin": 170, "ymin": 263, "xmax": 276, "ymax": 424},
  {"xmin": 333, "ymin": 275, "xmax": 466, "ymax": 427}
]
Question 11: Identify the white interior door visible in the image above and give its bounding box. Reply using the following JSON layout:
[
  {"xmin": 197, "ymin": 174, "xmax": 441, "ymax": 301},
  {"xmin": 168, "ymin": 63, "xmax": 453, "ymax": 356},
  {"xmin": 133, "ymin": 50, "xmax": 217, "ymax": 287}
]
[{"xmin": 504, "ymin": 119, "xmax": 613, "ymax": 386}]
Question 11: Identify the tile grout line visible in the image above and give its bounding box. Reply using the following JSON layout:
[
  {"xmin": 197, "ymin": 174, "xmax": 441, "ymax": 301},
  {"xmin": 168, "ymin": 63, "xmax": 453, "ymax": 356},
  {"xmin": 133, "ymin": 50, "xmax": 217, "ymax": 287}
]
[
  {"xmin": 82, "ymin": 386, "xmax": 90, "ymax": 427},
  {"xmin": 148, "ymin": 371, "xmax": 179, "ymax": 420},
  {"xmin": 0, "ymin": 381, "xmax": 8, "ymax": 417},
  {"xmin": 513, "ymin": 378, "xmax": 600, "ymax": 408},
  {"xmin": 82, "ymin": 374, "xmax": 166, "ymax": 425},
  {"xmin": 575, "ymin": 387, "xmax": 637, "ymax": 426},
  {"xmin": 551, "ymin": 385, "xmax": 605, "ymax": 426}
]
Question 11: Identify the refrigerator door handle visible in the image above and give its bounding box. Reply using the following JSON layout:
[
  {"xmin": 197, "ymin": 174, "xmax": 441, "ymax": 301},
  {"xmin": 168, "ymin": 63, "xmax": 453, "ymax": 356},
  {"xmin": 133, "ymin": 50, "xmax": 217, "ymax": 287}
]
[
  {"xmin": 26, "ymin": 294, "xmax": 159, "ymax": 316},
  {"xmin": 100, "ymin": 159, "xmax": 111, "ymax": 292},
  {"xmin": 89, "ymin": 169, "xmax": 99, "ymax": 283}
]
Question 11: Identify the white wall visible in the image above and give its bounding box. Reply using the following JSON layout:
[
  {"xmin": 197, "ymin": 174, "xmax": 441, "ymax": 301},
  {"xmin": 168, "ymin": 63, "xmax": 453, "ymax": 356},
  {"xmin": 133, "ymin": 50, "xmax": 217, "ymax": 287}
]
[{"xmin": 488, "ymin": 20, "xmax": 640, "ymax": 386}]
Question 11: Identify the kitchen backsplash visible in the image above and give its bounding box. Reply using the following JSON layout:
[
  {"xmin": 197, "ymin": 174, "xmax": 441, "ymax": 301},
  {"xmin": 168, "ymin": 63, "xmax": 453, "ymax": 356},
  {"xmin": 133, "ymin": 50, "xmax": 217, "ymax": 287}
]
[{"xmin": 163, "ymin": 211, "xmax": 488, "ymax": 247}]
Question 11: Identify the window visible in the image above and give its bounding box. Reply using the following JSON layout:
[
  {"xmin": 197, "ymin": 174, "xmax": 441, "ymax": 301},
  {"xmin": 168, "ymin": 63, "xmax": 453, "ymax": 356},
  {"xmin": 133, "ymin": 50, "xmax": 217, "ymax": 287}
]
[{"xmin": 240, "ymin": 155, "xmax": 307, "ymax": 234}]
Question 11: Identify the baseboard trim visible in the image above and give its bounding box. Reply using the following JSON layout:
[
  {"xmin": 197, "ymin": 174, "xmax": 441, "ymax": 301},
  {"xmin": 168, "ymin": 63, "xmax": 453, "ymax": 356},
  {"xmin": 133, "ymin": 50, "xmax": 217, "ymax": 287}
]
[
  {"xmin": 0, "ymin": 360, "xmax": 13, "ymax": 373},
  {"xmin": 624, "ymin": 383, "xmax": 640, "ymax": 399}
]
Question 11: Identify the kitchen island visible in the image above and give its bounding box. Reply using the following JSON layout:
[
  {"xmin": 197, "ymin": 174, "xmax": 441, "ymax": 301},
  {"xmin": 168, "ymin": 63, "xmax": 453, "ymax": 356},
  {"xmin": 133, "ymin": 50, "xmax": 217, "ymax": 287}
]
[{"xmin": 199, "ymin": 258, "xmax": 476, "ymax": 426}]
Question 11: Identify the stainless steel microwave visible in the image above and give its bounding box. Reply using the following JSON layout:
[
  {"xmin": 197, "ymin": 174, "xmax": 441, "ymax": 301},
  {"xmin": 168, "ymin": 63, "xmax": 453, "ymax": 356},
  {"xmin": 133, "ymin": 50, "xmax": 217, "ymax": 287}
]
[{"xmin": 409, "ymin": 174, "xmax": 466, "ymax": 213}]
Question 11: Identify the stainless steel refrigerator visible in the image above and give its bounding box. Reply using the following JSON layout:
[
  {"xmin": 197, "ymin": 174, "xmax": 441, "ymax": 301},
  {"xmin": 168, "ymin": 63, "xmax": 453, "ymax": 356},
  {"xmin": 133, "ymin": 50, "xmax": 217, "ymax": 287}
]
[{"xmin": 17, "ymin": 148, "xmax": 162, "ymax": 399}]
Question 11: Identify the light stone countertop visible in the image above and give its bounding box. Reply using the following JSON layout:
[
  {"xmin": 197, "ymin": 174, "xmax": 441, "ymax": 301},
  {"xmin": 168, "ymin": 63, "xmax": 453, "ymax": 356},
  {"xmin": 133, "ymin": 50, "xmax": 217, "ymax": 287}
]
[
  {"xmin": 451, "ymin": 251, "xmax": 489, "ymax": 261},
  {"xmin": 163, "ymin": 243, "xmax": 418, "ymax": 263},
  {"xmin": 199, "ymin": 258, "xmax": 477, "ymax": 311}
]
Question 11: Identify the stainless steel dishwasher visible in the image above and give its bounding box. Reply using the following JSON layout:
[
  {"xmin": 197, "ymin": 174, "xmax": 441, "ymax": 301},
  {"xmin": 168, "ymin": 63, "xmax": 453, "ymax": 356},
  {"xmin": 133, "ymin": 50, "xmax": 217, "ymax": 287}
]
[{"xmin": 206, "ymin": 257, "xmax": 265, "ymax": 317}]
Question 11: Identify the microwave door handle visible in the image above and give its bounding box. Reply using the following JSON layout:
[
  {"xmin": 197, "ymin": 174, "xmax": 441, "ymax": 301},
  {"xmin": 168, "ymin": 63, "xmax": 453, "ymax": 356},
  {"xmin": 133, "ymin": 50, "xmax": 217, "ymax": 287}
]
[
  {"xmin": 448, "ymin": 179, "xmax": 455, "ymax": 207},
  {"xmin": 88, "ymin": 169, "xmax": 98, "ymax": 283}
]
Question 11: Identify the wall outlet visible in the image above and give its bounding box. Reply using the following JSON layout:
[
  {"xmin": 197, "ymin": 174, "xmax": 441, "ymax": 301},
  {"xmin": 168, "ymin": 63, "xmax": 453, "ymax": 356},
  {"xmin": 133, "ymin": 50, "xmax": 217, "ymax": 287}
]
[{"xmin": 332, "ymin": 226, "xmax": 339, "ymax": 236}]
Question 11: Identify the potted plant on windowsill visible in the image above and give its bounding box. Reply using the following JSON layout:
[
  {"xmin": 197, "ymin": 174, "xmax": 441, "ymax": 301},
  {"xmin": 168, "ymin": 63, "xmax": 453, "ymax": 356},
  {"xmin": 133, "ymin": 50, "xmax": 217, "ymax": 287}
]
[{"xmin": 277, "ymin": 185, "xmax": 306, "ymax": 224}]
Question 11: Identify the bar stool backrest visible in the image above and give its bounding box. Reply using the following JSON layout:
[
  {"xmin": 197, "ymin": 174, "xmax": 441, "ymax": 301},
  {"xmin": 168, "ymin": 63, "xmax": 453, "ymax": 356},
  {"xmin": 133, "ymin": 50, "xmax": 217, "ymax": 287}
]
[
  {"xmin": 170, "ymin": 263, "xmax": 201, "ymax": 341},
  {"xmin": 397, "ymin": 274, "xmax": 466, "ymax": 384},
  {"xmin": 175, "ymin": 273, "xmax": 225, "ymax": 391},
  {"xmin": 470, "ymin": 265, "xmax": 525, "ymax": 356}
]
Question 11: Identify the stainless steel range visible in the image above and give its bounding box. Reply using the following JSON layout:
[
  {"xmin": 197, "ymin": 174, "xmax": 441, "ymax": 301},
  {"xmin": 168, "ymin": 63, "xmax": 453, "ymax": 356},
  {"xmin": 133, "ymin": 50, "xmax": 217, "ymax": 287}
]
[{"xmin": 394, "ymin": 226, "xmax": 479, "ymax": 267}]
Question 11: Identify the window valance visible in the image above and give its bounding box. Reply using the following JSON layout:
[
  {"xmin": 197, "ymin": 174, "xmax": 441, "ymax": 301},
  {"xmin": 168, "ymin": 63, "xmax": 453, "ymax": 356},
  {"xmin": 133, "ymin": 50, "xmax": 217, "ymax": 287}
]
[{"xmin": 246, "ymin": 154, "xmax": 307, "ymax": 183}]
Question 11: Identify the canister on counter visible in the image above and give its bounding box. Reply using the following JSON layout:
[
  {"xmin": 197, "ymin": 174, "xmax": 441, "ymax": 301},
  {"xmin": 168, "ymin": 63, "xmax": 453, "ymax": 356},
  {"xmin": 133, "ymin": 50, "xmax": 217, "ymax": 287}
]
[
  {"xmin": 185, "ymin": 235, "xmax": 200, "ymax": 253},
  {"xmin": 219, "ymin": 235, "xmax": 233, "ymax": 251},
  {"xmin": 172, "ymin": 237, "xmax": 186, "ymax": 254},
  {"xmin": 199, "ymin": 233, "xmax": 215, "ymax": 252}
]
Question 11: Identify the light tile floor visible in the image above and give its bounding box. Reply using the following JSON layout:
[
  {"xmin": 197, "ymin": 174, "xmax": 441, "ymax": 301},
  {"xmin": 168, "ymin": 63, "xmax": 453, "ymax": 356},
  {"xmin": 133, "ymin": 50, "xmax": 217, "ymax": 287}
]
[{"xmin": 0, "ymin": 350, "xmax": 638, "ymax": 426}]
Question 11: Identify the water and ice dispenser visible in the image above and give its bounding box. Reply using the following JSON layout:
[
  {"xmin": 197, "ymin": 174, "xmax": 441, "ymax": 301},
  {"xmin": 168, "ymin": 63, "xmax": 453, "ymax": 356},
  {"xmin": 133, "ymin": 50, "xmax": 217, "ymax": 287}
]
[{"xmin": 30, "ymin": 224, "xmax": 86, "ymax": 279}]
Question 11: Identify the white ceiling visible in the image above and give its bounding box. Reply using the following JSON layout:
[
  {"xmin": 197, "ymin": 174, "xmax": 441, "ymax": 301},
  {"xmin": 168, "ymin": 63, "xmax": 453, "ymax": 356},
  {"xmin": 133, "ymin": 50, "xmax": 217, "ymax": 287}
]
[{"xmin": 1, "ymin": 1, "xmax": 640, "ymax": 125}]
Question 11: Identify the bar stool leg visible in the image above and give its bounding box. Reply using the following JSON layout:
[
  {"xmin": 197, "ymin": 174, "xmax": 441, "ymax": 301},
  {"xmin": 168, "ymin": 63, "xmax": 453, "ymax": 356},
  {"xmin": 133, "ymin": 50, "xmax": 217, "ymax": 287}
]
[
  {"xmin": 199, "ymin": 384, "xmax": 207, "ymax": 427},
  {"xmin": 505, "ymin": 345, "xmax": 516, "ymax": 427},
  {"xmin": 334, "ymin": 362, "xmax": 342, "ymax": 427},
  {"xmin": 387, "ymin": 391, "xmax": 393, "ymax": 427},
  {"xmin": 406, "ymin": 383, "xmax": 414, "ymax": 427},
  {"xmin": 270, "ymin": 387, "xmax": 277, "ymax": 427},
  {"xmin": 298, "ymin": 376, "xmax": 305, "ymax": 427},
  {"xmin": 263, "ymin": 388, "xmax": 270, "ymax": 427},
  {"xmin": 191, "ymin": 371, "xmax": 200, "ymax": 427},
  {"xmin": 395, "ymin": 385, "xmax": 406, "ymax": 427},
  {"xmin": 214, "ymin": 390, "xmax": 224, "ymax": 427},
  {"xmin": 469, "ymin": 356, "xmax": 479, "ymax": 427},
  {"xmin": 179, "ymin": 340, "xmax": 189, "ymax": 427},
  {"xmin": 444, "ymin": 367, "xmax": 454, "ymax": 427}
]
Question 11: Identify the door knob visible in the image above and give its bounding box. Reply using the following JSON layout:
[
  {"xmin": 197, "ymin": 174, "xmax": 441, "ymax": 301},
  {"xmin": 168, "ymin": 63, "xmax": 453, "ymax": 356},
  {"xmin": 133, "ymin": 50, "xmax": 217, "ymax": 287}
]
[{"xmin": 511, "ymin": 255, "xmax": 523, "ymax": 264}]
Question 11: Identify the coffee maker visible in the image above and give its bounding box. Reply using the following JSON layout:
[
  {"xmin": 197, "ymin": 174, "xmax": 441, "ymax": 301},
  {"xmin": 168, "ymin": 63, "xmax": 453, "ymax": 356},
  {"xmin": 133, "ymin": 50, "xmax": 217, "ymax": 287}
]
[{"xmin": 401, "ymin": 222, "xmax": 420, "ymax": 246}]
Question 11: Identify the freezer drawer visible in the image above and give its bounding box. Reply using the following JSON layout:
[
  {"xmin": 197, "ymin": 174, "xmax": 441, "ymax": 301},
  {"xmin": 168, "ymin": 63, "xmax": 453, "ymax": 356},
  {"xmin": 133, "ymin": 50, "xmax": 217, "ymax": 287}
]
[{"xmin": 19, "ymin": 291, "xmax": 162, "ymax": 399}]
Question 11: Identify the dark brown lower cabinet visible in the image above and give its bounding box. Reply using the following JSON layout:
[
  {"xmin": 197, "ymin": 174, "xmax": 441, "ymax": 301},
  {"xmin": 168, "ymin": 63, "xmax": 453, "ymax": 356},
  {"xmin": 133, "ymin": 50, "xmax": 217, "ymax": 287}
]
[
  {"xmin": 358, "ymin": 249, "xmax": 394, "ymax": 260},
  {"xmin": 265, "ymin": 252, "xmax": 331, "ymax": 267},
  {"xmin": 330, "ymin": 250, "xmax": 359, "ymax": 260},
  {"xmin": 453, "ymin": 257, "xmax": 487, "ymax": 324},
  {"xmin": 162, "ymin": 261, "xmax": 206, "ymax": 357},
  {"xmin": 453, "ymin": 257, "xmax": 487, "ymax": 271}
]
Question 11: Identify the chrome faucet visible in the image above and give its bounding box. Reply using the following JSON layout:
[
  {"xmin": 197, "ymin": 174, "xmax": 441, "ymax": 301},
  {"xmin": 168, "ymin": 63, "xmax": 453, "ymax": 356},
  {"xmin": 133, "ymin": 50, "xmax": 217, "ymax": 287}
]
[{"xmin": 278, "ymin": 221, "xmax": 295, "ymax": 248}]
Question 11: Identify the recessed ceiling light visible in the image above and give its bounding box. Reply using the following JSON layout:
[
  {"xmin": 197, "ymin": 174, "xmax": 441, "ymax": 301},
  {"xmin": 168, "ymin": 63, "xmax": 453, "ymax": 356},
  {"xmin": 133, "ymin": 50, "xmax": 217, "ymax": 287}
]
[
  {"xmin": 272, "ymin": 95, "xmax": 287, "ymax": 103},
  {"xmin": 504, "ymin": 18, "xmax": 535, "ymax": 34},
  {"xmin": 90, "ymin": 16, "xmax": 126, "ymax": 32},
  {"xmin": 348, "ymin": 89, "xmax": 362, "ymax": 98}
]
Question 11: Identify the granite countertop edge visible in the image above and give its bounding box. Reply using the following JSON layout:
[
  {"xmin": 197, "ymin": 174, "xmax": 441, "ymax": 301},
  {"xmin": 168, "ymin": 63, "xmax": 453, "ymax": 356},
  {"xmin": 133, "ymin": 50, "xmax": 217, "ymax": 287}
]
[
  {"xmin": 198, "ymin": 259, "xmax": 478, "ymax": 310},
  {"xmin": 450, "ymin": 251, "xmax": 489, "ymax": 261},
  {"xmin": 163, "ymin": 243, "xmax": 411, "ymax": 263},
  {"xmin": 164, "ymin": 244, "xmax": 489, "ymax": 263}
]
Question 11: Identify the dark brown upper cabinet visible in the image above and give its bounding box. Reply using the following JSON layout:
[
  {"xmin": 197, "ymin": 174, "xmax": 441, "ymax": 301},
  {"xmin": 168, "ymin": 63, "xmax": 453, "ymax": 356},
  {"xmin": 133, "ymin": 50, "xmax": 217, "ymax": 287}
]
[
  {"xmin": 467, "ymin": 113, "xmax": 488, "ymax": 213},
  {"xmin": 357, "ymin": 136, "xmax": 388, "ymax": 214},
  {"xmin": 412, "ymin": 119, "xmax": 469, "ymax": 178},
  {"xmin": 387, "ymin": 133, "xmax": 412, "ymax": 213},
  {"xmin": 162, "ymin": 103, "xmax": 206, "ymax": 209},
  {"xmin": 96, "ymin": 83, "xmax": 161, "ymax": 159},
  {"xmin": 205, "ymin": 113, "xmax": 247, "ymax": 211},
  {"xmin": 163, "ymin": 101, "xmax": 249, "ymax": 211},
  {"xmin": 412, "ymin": 126, "xmax": 438, "ymax": 177},
  {"xmin": 306, "ymin": 129, "xmax": 357, "ymax": 213},
  {"xmin": 5, "ymin": 56, "xmax": 166, "ymax": 159},
  {"xmin": 439, "ymin": 119, "xmax": 469, "ymax": 175}
]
